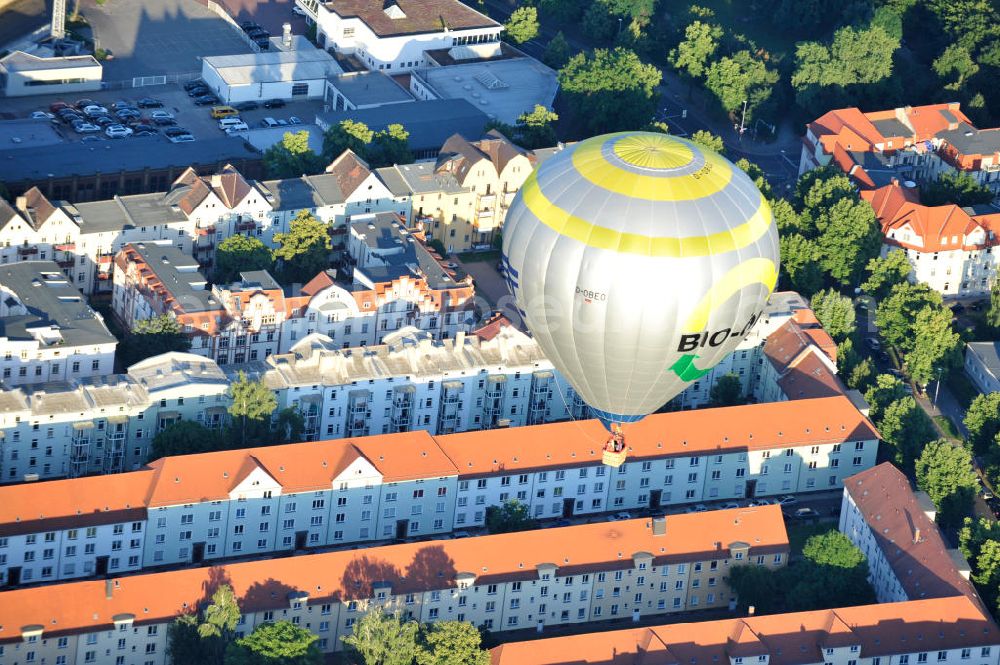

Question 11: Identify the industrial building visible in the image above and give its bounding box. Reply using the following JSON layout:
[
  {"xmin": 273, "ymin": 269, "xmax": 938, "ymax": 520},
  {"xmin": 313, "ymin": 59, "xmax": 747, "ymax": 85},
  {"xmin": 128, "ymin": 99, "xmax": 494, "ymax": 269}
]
[
  {"xmin": 201, "ymin": 47, "xmax": 342, "ymax": 103},
  {"xmin": 0, "ymin": 50, "xmax": 101, "ymax": 97}
]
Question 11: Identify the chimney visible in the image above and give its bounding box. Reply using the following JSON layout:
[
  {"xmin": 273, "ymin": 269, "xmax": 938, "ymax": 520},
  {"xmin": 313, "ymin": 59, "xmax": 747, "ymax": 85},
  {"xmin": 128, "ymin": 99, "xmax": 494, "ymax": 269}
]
[
  {"xmin": 15, "ymin": 195, "xmax": 27, "ymax": 211},
  {"xmin": 105, "ymin": 579, "xmax": 114, "ymax": 599},
  {"xmin": 454, "ymin": 330, "xmax": 465, "ymax": 346},
  {"xmin": 913, "ymin": 527, "xmax": 921, "ymax": 544},
  {"xmin": 282, "ymin": 22, "xmax": 293, "ymax": 50},
  {"xmin": 651, "ymin": 516, "xmax": 666, "ymax": 536},
  {"xmin": 210, "ymin": 174, "xmax": 222, "ymax": 188}
]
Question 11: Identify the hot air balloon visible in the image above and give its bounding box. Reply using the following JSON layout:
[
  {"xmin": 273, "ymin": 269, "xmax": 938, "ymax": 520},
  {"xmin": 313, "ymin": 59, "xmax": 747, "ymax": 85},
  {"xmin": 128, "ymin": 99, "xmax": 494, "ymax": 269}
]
[{"xmin": 501, "ymin": 131, "xmax": 780, "ymax": 467}]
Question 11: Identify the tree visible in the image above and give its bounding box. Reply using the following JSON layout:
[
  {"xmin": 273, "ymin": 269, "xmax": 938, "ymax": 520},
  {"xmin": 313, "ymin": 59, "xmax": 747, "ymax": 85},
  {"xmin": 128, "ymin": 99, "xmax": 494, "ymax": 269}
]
[
  {"xmin": 275, "ymin": 407, "xmax": 305, "ymax": 444},
  {"xmin": 263, "ymin": 130, "xmax": 322, "ymax": 179},
  {"xmin": 875, "ymin": 282, "xmax": 942, "ymax": 352},
  {"xmin": 368, "ymin": 124, "xmax": 413, "ymax": 168},
  {"xmin": 959, "ymin": 517, "xmax": 1000, "ymax": 566},
  {"xmin": 811, "ymin": 289, "xmax": 856, "ymax": 341},
  {"xmin": 322, "ymin": 119, "xmax": 374, "ymax": 162},
  {"xmin": 709, "ymin": 373, "xmax": 744, "ymax": 406},
  {"xmin": 734, "ymin": 158, "xmax": 773, "ymax": 199},
  {"xmin": 906, "ymin": 306, "xmax": 961, "ymax": 385},
  {"xmin": 342, "ymin": 609, "xmax": 421, "ymax": 665},
  {"xmin": 514, "ymin": 105, "xmax": 558, "ymax": 149},
  {"xmin": 921, "ymin": 171, "xmax": 995, "ymax": 207},
  {"xmin": 169, "ymin": 614, "xmax": 214, "ymax": 665},
  {"xmin": 669, "ymin": 20, "xmax": 722, "ymax": 80},
  {"xmin": 864, "ymin": 374, "xmax": 908, "ymax": 421},
  {"xmin": 778, "ymin": 234, "xmax": 823, "ymax": 297},
  {"xmin": 933, "ymin": 44, "xmax": 979, "ymax": 90},
  {"xmin": 989, "ymin": 280, "xmax": 1000, "ymax": 330},
  {"xmin": 847, "ymin": 358, "xmax": 874, "ymax": 391},
  {"xmin": 226, "ymin": 621, "xmax": 321, "ymax": 665},
  {"xmin": 485, "ymin": 499, "xmax": 536, "ymax": 533},
  {"xmin": 769, "ymin": 198, "xmax": 802, "ymax": 234},
  {"xmin": 727, "ymin": 563, "xmax": 783, "ymax": 613},
  {"xmin": 199, "ymin": 585, "xmax": 241, "ymax": 640},
  {"xmin": 215, "ymin": 235, "xmax": 273, "ymax": 284},
  {"xmin": 878, "ymin": 396, "xmax": 936, "ymax": 469},
  {"xmin": 150, "ymin": 420, "xmax": 222, "ymax": 461},
  {"xmin": 802, "ymin": 531, "xmax": 866, "ymax": 569},
  {"xmin": 861, "ymin": 250, "xmax": 912, "ymax": 301},
  {"xmin": 558, "ymin": 48, "xmax": 662, "ymax": 134},
  {"xmin": 965, "ymin": 392, "xmax": 1000, "ymax": 455},
  {"xmin": 689, "ymin": 130, "xmax": 724, "ymax": 154},
  {"xmin": 505, "ymin": 6, "xmax": 539, "ymax": 44},
  {"xmin": 272, "ymin": 209, "xmax": 331, "ymax": 284},
  {"xmin": 704, "ymin": 50, "xmax": 779, "ymax": 122},
  {"xmin": 543, "ymin": 31, "xmax": 572, "ymax": 69},
  {"xmin": 417, "ymin": 622, "xmax": 491, "ymax": 665},
  {"xmin": 227, "ymin": 371, "xmax": 277, "ymax": 448},
  {"xmin": 119, "ymin": 314, "xmax": 192, "ymax": 368},
  {"xmin": 813, "ymin": 197, "xmax": 882, "ymax": 287},
  {"xmin": 916, "ymin": 439, "xmax": 978, "ymax": 528}
]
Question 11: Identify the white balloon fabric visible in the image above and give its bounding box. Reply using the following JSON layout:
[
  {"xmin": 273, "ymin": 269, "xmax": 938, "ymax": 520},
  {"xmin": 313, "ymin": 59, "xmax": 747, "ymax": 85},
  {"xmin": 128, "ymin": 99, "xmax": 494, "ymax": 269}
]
[{"xmin": 502, "ymin": 131, "xmax": 780, "ymax": 429}]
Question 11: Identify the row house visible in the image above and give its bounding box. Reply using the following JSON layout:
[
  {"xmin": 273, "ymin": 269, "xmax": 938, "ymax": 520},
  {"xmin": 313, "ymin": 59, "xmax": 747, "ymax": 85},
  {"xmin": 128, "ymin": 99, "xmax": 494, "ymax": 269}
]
[
  {"xmin": 0, "ymin": 261, "xmax": 116, "ymax": 389},
  {"xmin": 0, "ymin": 508, "xmax": 788, "ymax": 664},
  {"xmin": 862, "ymin": 182, "xmax": 998, "ymax": 297},
  {"xmin": 300, "ymin": 0, "xmax": 502, "ymax": 74},
  {"xmin": 0, "ymin": 394, "xmax": 876, "ymax": 585},
  {"xmin": 492, "ymin": 596, "xmax": 1000, "ymax": 665},
  {"xmin": 840, "ymin": 463, "xmax": 983, "ymax": 607}
]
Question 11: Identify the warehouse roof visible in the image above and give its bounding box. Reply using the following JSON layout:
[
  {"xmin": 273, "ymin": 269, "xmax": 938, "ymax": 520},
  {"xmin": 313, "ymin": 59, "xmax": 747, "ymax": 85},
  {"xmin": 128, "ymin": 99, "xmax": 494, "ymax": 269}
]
[
  {"xmin": 0, "ymin": 508, "xmax": 786, "ymax": 642},
  {"xmin": 323, "ymin": 0, "xmax": 498, "ymax": 37},
  {"xmin": 328, "ymin": 70, "xmax": 413, "ymax": 107},
  {"xmin": 0, "ymin": 50, "xmax": 100, "ymax": 72},
  {"xmin": 203, "ymin": 49, "xmax": 342, "ymax": 85}
]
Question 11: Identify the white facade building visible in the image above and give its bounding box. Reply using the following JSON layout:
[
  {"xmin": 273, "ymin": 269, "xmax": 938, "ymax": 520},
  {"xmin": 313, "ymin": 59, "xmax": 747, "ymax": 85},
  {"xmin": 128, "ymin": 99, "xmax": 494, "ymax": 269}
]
[
  {"xmin": 201, "ymin": 48, "xmax": 343, "ymax": 103},
  {"xmin": 0, "ymin": 50, "xmax": 101, "ymax": 97},
  {"xmin": 965, "ymin": 342, "xmax": 1000, "ymax": 395}
]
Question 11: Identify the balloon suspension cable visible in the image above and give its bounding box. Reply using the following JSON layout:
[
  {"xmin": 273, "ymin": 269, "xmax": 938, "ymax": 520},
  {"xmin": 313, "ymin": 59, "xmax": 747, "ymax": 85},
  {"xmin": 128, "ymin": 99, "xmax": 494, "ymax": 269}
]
[{"xmin": 552, "ymin": 379, "xmax": 606, "ymax": 447}]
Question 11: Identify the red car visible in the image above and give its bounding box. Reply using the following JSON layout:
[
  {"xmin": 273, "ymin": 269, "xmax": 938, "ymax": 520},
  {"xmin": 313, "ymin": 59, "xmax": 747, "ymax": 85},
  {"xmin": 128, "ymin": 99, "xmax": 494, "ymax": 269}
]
[{"xmin": 49, "ymin": 101, "xmax": 69, "ymax": 113}]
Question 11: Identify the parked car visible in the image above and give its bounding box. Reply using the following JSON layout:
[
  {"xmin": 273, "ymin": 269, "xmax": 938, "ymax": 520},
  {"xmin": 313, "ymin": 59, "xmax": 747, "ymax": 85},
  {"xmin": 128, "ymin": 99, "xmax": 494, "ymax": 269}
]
[
  {"xmin": 80, "ymin": 135, "xmax": 105, "ymax": 143},
  {"xmin": 111, "ymin": 100, "xmax": 134, "ymax": 111},
  {"xmin": 105, "ymin": 124, "xmax": 133, "ymax": 138},
  {"xmin": 292, "ymin": 4, "xmax": 306, "ymax": 15},
  {"xmin": 132, "ymin": 124, "xmax": 158, "ymax": 134},
  {"xmin": 194, "ymin": 95, "xmax": 219, "ymax": 106},
  {"xmin": 276, "ymin": 118, "xmax": 289, "ymax": 126},
  {"xmin": 49, "ymin": 101, "xmax": 70, "ymax": 112},
  {"xmin": 152, "ymin": 117, "xmax": 178, "ymax": 126},
  {"xmin": 115, "ymin": 109, "xmax": 141, "ymax": 121},
  {"xmin": 247, "ymin": 27, "xmax": 269, "ymax": 38},
  {"xmin": 792, "ymin": 508, "xmax": 820, "ymax": 520},
  {"xmin": 72, "ymin": 122, "xmax": 100, "ymax": 133},
  {"xmin": 261, "ymin": 117, "xmax": 279, "ymax": 128},
  {"xmin": 182, "ymin": 80, "xmax": 205, "ymax": 91},
  {"xmin": 610, "ymin": 512, "xmax": 633, "ymax": 521},
  {"xmin": 224, "ymin": 123, "xmax": 250, "ymax": 135},
  {"xmin": 263, "ymin": 98, "xmax": 286, "ymax": 109},
  {"xmin": 187, "ymin": 85, "xmax": 210, "ymax": 96},
  {"xmin": 255, "ymin": 39, "xmax": 271, "ymax": 51},
  {"xmin": 167, "ymin": 134, "xmax": 196, "ymax": 143},
  {"xmin": 92, "ymin": 115, "xmax": 116, "ymax": 127},
  {"xmin": 865, "ymin": 337, "xmax": 881, "ymax": 351},
  {"xmin": 721, "ymin": 502, "xmax": 741, "ymax": 510},
  {"xmin": 74, "ymin": 98, "xmax": 97, "ymax": 109},
  {"xmin": 149, "ymin": 110, "xmax": 174, "ymax": 120},
  {"xmin": 684, "ymin": 504, "xmax": 708, "ymax": 513},
  {"xmin": 163, "ymin": 126, "xmax": 192, "ymax": 137},
  {"xmin": 777, "ymin": 495, "xmax": 797, "ymax": 506},
  {"xmin": 240, "ymin": 20, "xmax": 260, "ymax": 31},
  {"xmin": 288, "ymin": 116, "xmax": 302, "ymax": 125},
  {"xmin": 82, "ymin": 105, "xmax": 109, "ymax": 117},
  {"xmin": 30, "ymin": 111, "xmax": 54, "ymax": 120},
  {"xmin": 133, "ymin": 129, "xmax": 158, "ymax": 137},
  {"xmin": 137, "ymin": 97, "xmax": 163, "ymax": 108},
  {"xmin": 234, "ymin": 101, "xmax": 259, "ymax": 111},
  {"xmin": 210, "ymin": 105, "xmax": 239, "ymax": 119}
]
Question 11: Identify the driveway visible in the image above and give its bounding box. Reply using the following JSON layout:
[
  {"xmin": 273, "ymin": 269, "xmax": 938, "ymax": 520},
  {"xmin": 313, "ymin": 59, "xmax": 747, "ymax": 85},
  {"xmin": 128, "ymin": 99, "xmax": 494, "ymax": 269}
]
[{"xmin": 83, "ymin": 0, "xmax": 249, "ymax": 80}]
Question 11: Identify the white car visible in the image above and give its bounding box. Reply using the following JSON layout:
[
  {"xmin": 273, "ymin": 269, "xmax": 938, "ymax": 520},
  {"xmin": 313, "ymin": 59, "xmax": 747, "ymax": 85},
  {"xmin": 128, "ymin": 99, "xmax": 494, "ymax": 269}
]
[
  {"xmin": 224, "ymin": 123, "xmax": 249, "ymax": 134},
  {"xmin": 31, "ymin": 111, "xmax": 54, "ymax": 120},
  {"xmin": 73, "ymin": 122, "xmax": 100, "ymax": 133},
  {"xmin": 777, "ymin": 495, "xmax": 797, "ymax": 506},
  {"xmin": 167, "ymin": 134, "xmax": 196, "ymax": 143},
  {"xmin": 292, "ymin": 5, "xmax": 307, "ymax": 15},
  {"xmin": 721, "ymin": 502, "xmax": 741, "ymax": 510},
  {"xmin": 150, "ymin": 110, "xmax": 174, "ymax": 120},
  {"xmin": 105, "ymin": 124, "xmax": 133, "ymax": 138},
  {"xmin": 610, "ymin": 512, "xmax": 632, "ymax": 521},
  {"xmin": 82, "ymin": 105, "xmax": 108, "ymax": 117},
  {"xmin": 289, "ymin": 116, "xmax": 302, "ymax": 125}
]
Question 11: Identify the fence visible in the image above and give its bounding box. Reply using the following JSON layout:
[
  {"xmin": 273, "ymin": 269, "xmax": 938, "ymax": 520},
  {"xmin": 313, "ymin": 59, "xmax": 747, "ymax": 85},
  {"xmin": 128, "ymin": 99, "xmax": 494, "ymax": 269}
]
[{"xmin": 101, "ymin": 71, "xmax": 200, "ymax": 90}]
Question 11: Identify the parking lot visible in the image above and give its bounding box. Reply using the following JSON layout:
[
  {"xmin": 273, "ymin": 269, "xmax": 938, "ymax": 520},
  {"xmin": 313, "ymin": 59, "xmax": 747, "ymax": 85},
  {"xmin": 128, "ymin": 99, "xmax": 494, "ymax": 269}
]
[
  {"xmin": 213, "ymin": 0, "xmax": 309, "ymax": 35},
  {"xmin": 0, "ymin": 83, "xmax": 324, "ymax": 149}
]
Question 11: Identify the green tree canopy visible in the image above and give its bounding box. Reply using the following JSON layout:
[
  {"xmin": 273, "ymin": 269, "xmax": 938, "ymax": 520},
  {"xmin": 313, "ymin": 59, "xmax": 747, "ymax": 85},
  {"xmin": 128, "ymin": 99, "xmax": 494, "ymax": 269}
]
[
  {"xmin": 543, "ymin": 31, "xmax": 572, "ymax": 69},
  {"xmin": 916, "ymin": 439, "xmax": 978, "ymax": 528},
  {"xmin": 322, "ymin": 119, "xmax": 374, "ymax": 162},
  {"xmin": 263, "ymin": 130, "xmax": 322, "ymax": 179},
  {"xmin": 272, "ymin": 209, "xmax": 331, "ymax": 284},
  {"xmin": 921, "ymin": 171, "xmax": 995, "ymax": 207},
  {"xmin": 368, "ymin": 123, "xmax": 414, "ymax": 167},
  {"xmin": 847, "ymin": 357, "xmax": 875, "ymax": 391},
  {"xmin": 861, "ymin": 250, "xmax": 912, "ymax": 301},
  {"xmin": 514, "ymin": 105, "xmax": 559, "ymax": 149},
  {"xmin": 875, "ymin": 282, "xmax": 942, "ymax": 352},
  {"xmin": 709, "ymin": 373, "xmax": 745, "ymax": 407},
  {"xmin": 989, "ymin": 280, "xmax": 1000, "ymax": 330},
  {"xmin": 225, "ymin": 621, "xmax": 321, "ymax": 665},
  {"xmin": 342, "ymin": 609, "xmax": 421, "ymax": 665},
  {"xmin": 802, "ymin": 531, "xmax": 866, "ymax": 569},
  {"xmin": 417, "ymin": 621, "xmax": 491, "ymax": 665},
  {"xmin": 906, "ymin": 306, "xmax": 961, "ymax": 385},
  {"xmin": 505, "ymin": 6, "xmax": 539, "ymax": 44},
  {"xmin": 965, "ymin": 392, "xmax": 1000, "ymax": 455},
  {"xmin": 558, "ymin": 47, "xmax": 662, "ymax": 133},
  {"xmin": 669, "ymin": 20, "xmax": 722, "ymax": 80},
  {"xmin": 932, "ymin": 44, "xmax": 979, "ymax": 90},
  {"xmin": 813, "ymin": 197, "xmax": 882, "ymax": 286},
  {"xmin": 811, "ymin": 289, "xmax": 856, "ymax": 341},
  {"xmin": 119, "ymin": 314, "xmax": 192, "ymax": 369},
  {"xmin": 864, "ymin": 373, "xmax": 908, "ymax": 421},
  {"xmin": 704, "ymin": 50, "xmax": 779, "ymax": 122},
  {"xmin": 227, "ymin": 371, "xmax": 278, "ymax": 448},
  {"xmin": 778, "ymin": 234, "xmax": 823, "ymax": 297},
  {"xmin": 879, "ymin": 396, "xmax": 936, "ymax": 469},
  {"xmin": 215, "ymin": 235, "xmax": 273, "ymax": 285},
  {"xmin": 689, "ymin": 130, "xmax": 725, "ymax": 154},
  {"xmin": 150, "ymin": 420, "xmax": 222, "ymax": 461},
  {"xmin": 485, "ymin": 499, "xmax": 536, "ymax": 534}
]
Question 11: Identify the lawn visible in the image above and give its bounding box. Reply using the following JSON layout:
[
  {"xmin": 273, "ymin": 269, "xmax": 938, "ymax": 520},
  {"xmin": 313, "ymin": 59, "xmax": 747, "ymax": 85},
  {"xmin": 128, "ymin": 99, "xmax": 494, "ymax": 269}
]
[
  {"xmin": 786, "ymin": 522, "xmax": 834, "ymax": 555},
  {"xmin": 933, "ymin": 415, "xmax": 961, "ymax": 441}
]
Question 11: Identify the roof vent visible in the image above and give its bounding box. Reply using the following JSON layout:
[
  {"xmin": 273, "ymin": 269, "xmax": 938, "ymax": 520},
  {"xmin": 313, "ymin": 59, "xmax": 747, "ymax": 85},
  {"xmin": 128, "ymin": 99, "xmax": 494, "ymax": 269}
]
[{"xmin": 651, "ymin": 516, "xmax": 666, "ymax": 536}]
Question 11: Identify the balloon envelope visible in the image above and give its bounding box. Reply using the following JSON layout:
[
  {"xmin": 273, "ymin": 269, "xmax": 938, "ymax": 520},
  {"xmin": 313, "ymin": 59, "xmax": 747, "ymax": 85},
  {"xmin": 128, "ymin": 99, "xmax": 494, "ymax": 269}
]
[{"xmin": 501, "ymin": 132, "xmax": 780, "ymax": 428}]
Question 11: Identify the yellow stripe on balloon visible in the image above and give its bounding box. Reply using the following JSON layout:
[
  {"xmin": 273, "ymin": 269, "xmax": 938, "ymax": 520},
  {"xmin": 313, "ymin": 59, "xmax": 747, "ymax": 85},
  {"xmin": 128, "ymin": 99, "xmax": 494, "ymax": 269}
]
[
  {"xmin": 682, "ymin": 257, "xmax": 779, "ymax": 333},
  {"xmin": 569, "ymin": 133, "xmax": 734, "ymax": 201},
  {"xmin": 521, "ymin": 171, "xmax": 774, "ymax": 257}
]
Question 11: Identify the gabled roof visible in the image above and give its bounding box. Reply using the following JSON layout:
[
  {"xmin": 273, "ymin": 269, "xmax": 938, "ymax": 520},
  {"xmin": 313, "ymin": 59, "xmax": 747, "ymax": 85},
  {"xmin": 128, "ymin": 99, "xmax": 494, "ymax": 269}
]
[
  {"xmin": 14, "ymin": 187, "xmax": 59, "ymax": 230},
  {"xmin": 212, "ymin": 164, "xmax": 255, "ymax": 208},
  {"xmin": 727, "ymin": 621, "xmax": 767, "ymax": 657},
  {"xmin": 325, "ymin": 149, "xmax": 373, "ymax": 199}
]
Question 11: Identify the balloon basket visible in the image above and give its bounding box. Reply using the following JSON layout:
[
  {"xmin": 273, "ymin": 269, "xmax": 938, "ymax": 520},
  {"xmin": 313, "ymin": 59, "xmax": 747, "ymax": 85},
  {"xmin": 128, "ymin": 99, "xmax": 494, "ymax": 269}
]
[{"xmin": 602, "ymin": 447, "xmax": 627, "ymax": 468}]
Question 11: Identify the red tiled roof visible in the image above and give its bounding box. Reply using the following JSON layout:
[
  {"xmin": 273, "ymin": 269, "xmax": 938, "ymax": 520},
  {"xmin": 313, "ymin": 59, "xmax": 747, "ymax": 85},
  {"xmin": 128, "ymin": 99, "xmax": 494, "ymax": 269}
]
[
  {"xmin": 490, "ymin": 596, "xmax": 997, "ymax": 665},
  {"xmin": 0, "ymin": 509, "xmax": 787, "ymax": 643}
]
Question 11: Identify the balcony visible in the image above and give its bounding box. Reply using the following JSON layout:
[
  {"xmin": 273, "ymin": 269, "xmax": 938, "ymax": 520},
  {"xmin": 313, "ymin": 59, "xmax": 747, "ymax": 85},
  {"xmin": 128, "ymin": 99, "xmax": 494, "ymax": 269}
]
[
  {"xmin": 56, "ymin": 254, "xmax": 74, "ymax": 268},
  {"xmin": 195, "ymin": 225, "xmax": 216, "ymax": 237},
  {"xmin": 54, "ymin": 242, "xmax": 76, "ymax": 252},
  {"xmin": 295, "ymin": 0, "xmax": 318, "ymax": 19},
  {"xmin": 236, "ymin": 220, "xmax": 258, "ymax": 232},
  {"xmin": 16, "ymin": 245, "xmax": 37, "ymax": 257},
  {"xmin": 97, "ymin": 254, "xmax": 113, "ymax": 264}
]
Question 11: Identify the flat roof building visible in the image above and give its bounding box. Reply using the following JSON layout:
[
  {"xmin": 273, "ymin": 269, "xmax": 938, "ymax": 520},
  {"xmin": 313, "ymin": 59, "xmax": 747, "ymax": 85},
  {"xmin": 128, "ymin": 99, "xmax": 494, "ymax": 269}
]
[
  {"xmin": 201, "ymin": 47, "xmax": 344, "ymax": 103},
  {"xmin": 325, "ymin": 70, "xmax": 414, "ymax": 110},
  {"xmin": 0, "ymin": 50, "xmax": 101, "ymax": 97}
]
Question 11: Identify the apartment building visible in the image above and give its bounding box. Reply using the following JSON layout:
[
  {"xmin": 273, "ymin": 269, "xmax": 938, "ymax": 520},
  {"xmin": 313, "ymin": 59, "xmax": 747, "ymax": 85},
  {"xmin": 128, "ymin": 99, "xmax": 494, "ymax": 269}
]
[
  {"xmin": 374, "ymin": 132, "xmax": 542, "ymax": 251},
  {"xmin": 111, "ymin": 222, "xmax": 477, "ymax": 361},
  {"xmin": 0, "ymin": 394, "xmax": 875, "ymax": 584},
  {"xmin": 965, "ymin": 341, "xmax": 1000, "ymax": 394},
  {"xmin": 0, "ymin": 508, "xmax": 788, "ymax": 663},
  {"xmin": 0, "ymin": 261, "xmax": 116, "ymax": 388},
  {"xmin": 840, "ymin": 463, "xmax": 982, "ymax": 607},
  {"xmin": 491, "ymin": 596, "xmax": 1000, "ymax": 665},
  {"xmin": 299, "ymin": 0, "xmax": 502, "ymax": 74},
  {"xmin": 800, "ymin": 103, "xmax": 999, "ymax": 298}
]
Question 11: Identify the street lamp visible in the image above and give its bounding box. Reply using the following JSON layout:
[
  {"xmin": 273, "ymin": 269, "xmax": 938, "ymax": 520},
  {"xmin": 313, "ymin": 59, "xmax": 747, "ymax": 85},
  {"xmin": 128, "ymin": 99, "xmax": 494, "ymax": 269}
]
[
  {"xmin": 617, "ymin": 17, "xmax": 623, "ymax": 37},
  {"xmin": 738, "ymin": 100, "xmax": 748, "ymax": 140}
]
